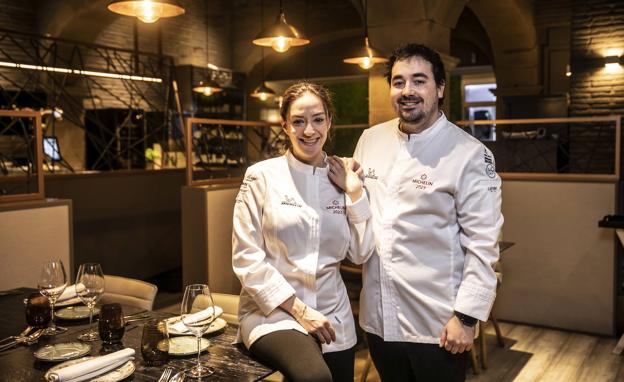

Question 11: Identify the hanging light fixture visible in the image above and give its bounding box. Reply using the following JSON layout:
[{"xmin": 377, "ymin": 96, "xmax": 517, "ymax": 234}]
[
  {"xmin": 251, "ymin": 0, "xmax": 276, "ymax": 101},
  {"xmin": 192, "ymin": 78, "xmax": 223, "ymax": 97},
  {"xmin": 343, "ymin": 0, "xmax": 387, "ymax": 69},
  {"xmin": 252, "ymin": 0, "xmax": 309, "ymax": 53},
  {"xmin": 193, "ymin": 4, "xmax": 222, "ymax": 97},
  {"xmin": 251, "ymin": 81, "xmax": 276, "ymax": 101},
  {"xmin": 107, "ymin": 0, "xmax": 185, "ymax": 24}
]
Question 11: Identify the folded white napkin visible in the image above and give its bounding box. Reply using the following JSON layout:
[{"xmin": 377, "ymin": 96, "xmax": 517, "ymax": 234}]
[
  {"xmin": 56, "ymin": 284, "xmax": 80, "ymax": 302},
  {"xmin": 46, "ymin": 348, "xmax": 135, "ymax": 382},
  {"xmin": 169, "ymin": 306, "xmax": 223, "ymax": 333}
]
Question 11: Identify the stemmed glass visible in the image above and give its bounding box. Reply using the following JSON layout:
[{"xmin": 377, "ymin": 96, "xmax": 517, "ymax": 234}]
[
  {"xmin": 181, "ymin": 284, "xmax": 215, "ymax": 378},
  {"xmin": 76, "ymin": 263, "xmax": 105, "ymax": 341},
  {"xmin": 37, "ymin": 260, "xmax": 68, "ymax": 335}
]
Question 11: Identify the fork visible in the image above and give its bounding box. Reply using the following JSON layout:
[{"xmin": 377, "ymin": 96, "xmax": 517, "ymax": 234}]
[
  {"xmin": 0, "ymin": 326, "xmax": 32, "ymax": 344},
  {"xmin": 0, "ymin": 329, "xmax": 44, "ymax": 352},
  {"xmin": 158, "ymin": 367, "xmax": 173, "ymax": 382}
]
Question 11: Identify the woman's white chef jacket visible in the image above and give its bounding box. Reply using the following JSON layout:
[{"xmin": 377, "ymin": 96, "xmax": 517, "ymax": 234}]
[
  {"xmin": 232, "ymin": 151, "xmax": 375, "ymax": 353},
  {"xmin": 353, "ymin": 113, "xmax": 503, "ymax": 344}
]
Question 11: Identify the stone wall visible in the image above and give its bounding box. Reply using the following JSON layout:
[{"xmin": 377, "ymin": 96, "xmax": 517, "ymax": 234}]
[{"xmin": 568, "ymin": 0, "xmax": 624, "ymax": 174}]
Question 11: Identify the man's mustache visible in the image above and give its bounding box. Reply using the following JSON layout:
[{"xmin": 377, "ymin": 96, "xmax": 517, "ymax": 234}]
[{"xmin": 398, "ymin": 96, "xmax": 423, "ymax": 103}]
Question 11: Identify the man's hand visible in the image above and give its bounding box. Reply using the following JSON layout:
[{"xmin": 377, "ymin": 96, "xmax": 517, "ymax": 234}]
[
  {"xmin": 328, "ymin": 156, "xmax": 363, "ymax": 201},
  {"xmin": 439, "ymin": 315, "xmax": 475, "ymax": 354}
]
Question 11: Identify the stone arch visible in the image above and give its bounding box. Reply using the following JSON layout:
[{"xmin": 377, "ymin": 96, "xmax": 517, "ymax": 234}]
[{"xmin": 465, "ymin": 0, "xmax": 540, "ymax": 93}]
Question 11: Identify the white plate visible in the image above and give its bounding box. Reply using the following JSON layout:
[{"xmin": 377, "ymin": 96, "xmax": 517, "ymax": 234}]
[
  {"xmin": 34, "ymin": 342, "xmax": 91, "ymax": 362},
  {"xmin": 56, "ymin": 305, "xmax": 100, "ymax": 320},
  {"xmin": 56, "ymin": 297, "xmax": 83, "ymax": 307},
  {"xmin": 168, "ymin": 336, "xmax": 210, "ymax": 356},
  {"xmin": 44, "ymin": 357, "xmax": 135, "ymax": 382},
  {"xmin": 166, "ymin": 317, "xmax": 227, "ymax": 336}
]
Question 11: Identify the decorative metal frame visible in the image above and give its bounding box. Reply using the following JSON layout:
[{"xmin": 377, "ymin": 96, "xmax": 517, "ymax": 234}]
[
  {"xmin": 456, "ymin": 116, "xmax": 621, "ymax": 182},
  {"xmin": 0, "ymin": 27, "xmax": 179, "ymax": 172},
  {"xmin": 0, "ymin": 109, "xmax": 43, "ymax": 203}
]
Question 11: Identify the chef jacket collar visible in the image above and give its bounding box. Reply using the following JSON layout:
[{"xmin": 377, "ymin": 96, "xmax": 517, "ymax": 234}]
[
  {"xmin": 394, "ymin": 112, "xmax": 447, "ymax": 143},
  {"xmin": 286, "ymin": 150, "xmax": 329, "ymax": 175}
]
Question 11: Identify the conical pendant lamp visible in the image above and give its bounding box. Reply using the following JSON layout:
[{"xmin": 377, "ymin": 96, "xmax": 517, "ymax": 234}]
[
  {"xmin": 108, "ymin": 0, "xmax": 185, "ymax": 24},
  {"xmin": 343, "ymin": 0, "xmax": 387, "ymax": 69},
  {"xmin": 193, "ymin": 4, "xmax": 223, "ymax": 97},
  {"xmin": 251, "ymin": 0, "xmax": 276, "ymax": 101},
  {"xmin": 252, "ymin": 0, "xmax": 309, "ymax": 53},
  {"xmin": 251, "ymin": 81, "xmax": 276, "ymax": 101}
]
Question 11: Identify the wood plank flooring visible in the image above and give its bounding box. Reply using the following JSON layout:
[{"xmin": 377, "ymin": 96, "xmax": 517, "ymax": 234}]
[{"xmin": 355, "ymin": 322, "xmax": 624, "ymax": 382}]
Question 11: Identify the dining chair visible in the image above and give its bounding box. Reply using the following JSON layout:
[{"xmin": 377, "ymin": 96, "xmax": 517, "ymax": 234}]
[{"xmin": 100, "ymin": 275, "xmax": 158, "ymax": 311}]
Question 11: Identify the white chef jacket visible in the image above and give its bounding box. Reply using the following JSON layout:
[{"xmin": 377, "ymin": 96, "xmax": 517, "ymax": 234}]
[
  {"xmin": 232, "ymin": 151, "xmax": 374, "ymax": 353},
  {"xmin": 353, "ymin": 113, "xmax": 503, "ymax": 344}
]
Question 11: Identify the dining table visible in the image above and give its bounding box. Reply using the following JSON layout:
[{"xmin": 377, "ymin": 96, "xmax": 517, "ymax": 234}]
[{"xmin": 0, "ymin": 288, "xmax": 274, "ymax": 381}]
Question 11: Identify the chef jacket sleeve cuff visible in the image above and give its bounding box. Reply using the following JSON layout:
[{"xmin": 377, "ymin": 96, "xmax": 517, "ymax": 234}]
[
  {"xmin": 253, "ymin": 276, "xmax": 297, "ymax": 316},
  {"xmin": 345, "ymin": 190, "xmax": 372, "ymax": 223},
  {"xmin": 454, "ymin": 281, "xmax": 496, "ymax": 322}
]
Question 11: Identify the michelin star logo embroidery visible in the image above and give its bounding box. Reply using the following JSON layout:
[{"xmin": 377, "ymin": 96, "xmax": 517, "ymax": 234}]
[
  {"xmin": 325, "ymin": 199, "xmax": 346, "ymax": 215},
  {"xmin": 412, "ymin": 173, "xmax": 434, "ymax": 190},
  {"xmin": 365, "ymin": 168, "xmax": 379, "ymax": 180},
  {"xmin": 281, "ymin": 195, "xmax": 303, "ymax": 207}
]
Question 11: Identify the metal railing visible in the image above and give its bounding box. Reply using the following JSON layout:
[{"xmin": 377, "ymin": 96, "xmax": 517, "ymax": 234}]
[{"xmin": 456, "ymin": 116, "xmax": 621, "ymax": 182}]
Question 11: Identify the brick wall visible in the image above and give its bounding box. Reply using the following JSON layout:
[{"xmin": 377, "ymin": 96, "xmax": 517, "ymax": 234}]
[
  {"xmin": 570, "ymin": 0, "xmax": 624, "ymax": 116},
  {"xmin": 568, "ymin": 0, "xmax": 624, "ymax": 173}
]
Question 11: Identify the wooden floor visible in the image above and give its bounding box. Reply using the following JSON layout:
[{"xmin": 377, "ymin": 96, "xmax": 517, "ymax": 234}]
[{"xmin": 355, "ymin": 322, "xmax": 624, "ymax": 382}]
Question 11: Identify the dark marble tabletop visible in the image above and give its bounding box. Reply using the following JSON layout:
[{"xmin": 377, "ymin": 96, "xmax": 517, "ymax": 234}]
[{"xmin": 0, "ymin": 288, "xmax": 273, "ymax": 381}]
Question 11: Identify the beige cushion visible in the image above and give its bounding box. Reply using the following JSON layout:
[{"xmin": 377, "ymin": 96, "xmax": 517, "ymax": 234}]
[
  {"xmin": 212, "ymin": 293, "xmax": 240, "ymax": 325},
  {"xmin": 191, "ymin": 292, "xmax": 240, "ymax": 325},
  {"xmin": 100, "ymin": 275, "xmax": 158, "ymax": 310}
]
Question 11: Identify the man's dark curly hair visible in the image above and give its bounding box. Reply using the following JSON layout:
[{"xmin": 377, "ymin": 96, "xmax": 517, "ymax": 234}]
[{"xmin": 385, "ymin": 43, "xmax": 446, "ymax": 105}]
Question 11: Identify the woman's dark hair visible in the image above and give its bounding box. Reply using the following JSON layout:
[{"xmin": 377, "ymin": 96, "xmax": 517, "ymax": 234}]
[
  {"xmin": 279, "ymin": 81, "xmax": 335, "ymax": 122},
  {"xmin": 385, "ymin": 43, "xmax": 446, "ymax": 105}
]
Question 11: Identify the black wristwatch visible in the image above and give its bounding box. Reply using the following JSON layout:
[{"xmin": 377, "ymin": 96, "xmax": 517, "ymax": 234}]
[{"xmin": 454, "ymin": 311, "xmax": 478, "ymax": 327}]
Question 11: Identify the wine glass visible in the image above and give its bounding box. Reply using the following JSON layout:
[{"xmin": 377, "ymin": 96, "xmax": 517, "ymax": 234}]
[
  {"xmin": 37, "ymin": 260, "xmax": 68, "ymax": 335},
  {"xmin": 76, "ymin": 263, "xmax": 105, "ymax": 341},
  {"xmin": 181, "ymin": 284, "xmax": 215, "ymax": 378}
]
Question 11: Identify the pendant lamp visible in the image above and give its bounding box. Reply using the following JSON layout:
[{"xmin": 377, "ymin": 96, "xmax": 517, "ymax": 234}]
[
  {"xmin": 252, "ymin": 0, "xmax": 309, "ymax": 53},
  {"xmin": 193, "ymin": 3, "xmax": 223, "ymax": 97},
  {"xmin": 107, "ymin": 0, "xmax": 185, "ymax": 23},
  {"xmin": 343, "ymin": 0, "xmax": 387, "ymax": 69},
  {"xmin": 251, "ymin": 0, "xmax": 276, "ymax": 101},
  {"xmin": 251, "ymin": 81, "xmax": 276, "ymax": 101}
]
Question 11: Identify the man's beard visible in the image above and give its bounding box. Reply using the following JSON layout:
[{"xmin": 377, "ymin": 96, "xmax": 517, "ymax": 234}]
[
  {"xmin": 399, "ymin": 108, "xmax": 426, "ymax": 124},
  {"xmin": 396, "ymin": 96, "xmax": 426, "ymax": 124}
]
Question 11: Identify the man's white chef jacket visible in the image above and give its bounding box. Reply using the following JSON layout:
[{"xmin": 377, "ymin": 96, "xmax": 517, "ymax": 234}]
[
  {"xmin": 353, "ymin": 113, "xmax": 503, "ymax": 344},
  {"xmin": 232, "ymin": 151, "xmax": 374, "ymax": 353}
]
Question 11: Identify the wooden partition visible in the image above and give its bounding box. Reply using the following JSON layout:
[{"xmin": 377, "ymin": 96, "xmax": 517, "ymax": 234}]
[
  {"xmin": 181, "ymin": 182, "xmax": 241, "ymax": 294},
  {"xmin": 0, "ymin": 199, "xmax": 73, "ymax": 290}
]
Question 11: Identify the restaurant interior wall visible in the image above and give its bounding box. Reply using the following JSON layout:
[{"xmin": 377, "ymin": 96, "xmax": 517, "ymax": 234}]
[{"xmin": 568, "ymin": 0, "xmax": 624, "ymax": 332}]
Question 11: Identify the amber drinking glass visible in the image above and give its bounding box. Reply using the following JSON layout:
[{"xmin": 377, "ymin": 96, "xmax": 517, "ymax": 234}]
[
  {"xmin": 141, "ymin": 319, "xmax": 169, "ymax": 366},
  {"xmin": 25, "ymin": 293, "xmax": 51, "ymax": 329},
  {"xmin": 98, "ymin": 303, "xmax": 125, "ymax": 344}
]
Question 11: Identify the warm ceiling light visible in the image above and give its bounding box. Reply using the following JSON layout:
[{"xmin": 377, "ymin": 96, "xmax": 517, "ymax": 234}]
[
  {"xmin": 565, "ymin": 64, "xmax": 572, "ymax": 77},
  {"xmin": 344, "ymin": 37, "xmax": 388, "ymax": 70},
  {"xmin": 250, "ymin": 82, "xmax": 276, "ymax": 101},
  {"xmin": 192, "ymin": 79, "xmax": 223, "ymax": 97},
  {"xmin": 252, "ymin": 0, "xmax": 309, "ymax": 53},
  {"xmin": 343, "ymin": 0, "xmax": 387, "ymax": 70},
  {"xmin": 108, "ymin": 0, "xmax": 185, "ymax": 23}
]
